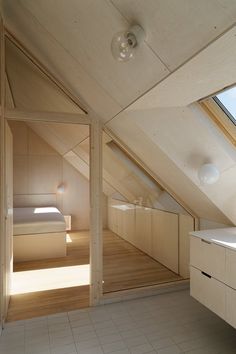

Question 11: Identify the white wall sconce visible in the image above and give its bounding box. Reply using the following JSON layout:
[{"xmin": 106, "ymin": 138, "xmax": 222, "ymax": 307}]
[
  {"xmin": 57, "ymin": 183, "xmax": 65, "ymax": 194},
  {"xmin": 111, "ymin": 24, "xmax": 145, "ymax": 62},
  {"xmin": 198, "ymin": 164, "xmax": 220, "ymax": 185}
]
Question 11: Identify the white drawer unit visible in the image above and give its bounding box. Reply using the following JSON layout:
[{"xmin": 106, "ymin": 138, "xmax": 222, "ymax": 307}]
[
  {"xmin": 226, "ymin": 286, "xmax": 236, "ymax": 328},
  {"xmin": 190, "ymin": 235, "xmax": 226, "ymax": 282},
  {"xmin": 190, "ymin": 228, "xmax": 236, "ymax": 329},
  {"xmin": 190, "ymin": 266, "xmax": 226, "ymax": 320},
  {"xmin": 225, "ymin": 248, "xmax": 236, "ymax": 289}
]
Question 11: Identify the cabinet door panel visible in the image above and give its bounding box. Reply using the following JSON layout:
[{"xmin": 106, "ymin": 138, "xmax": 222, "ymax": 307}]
[
  {"xmin": 123, "ymin": 203, "xmax": 135, "ymax": 244},
  {"xmin": 135, "ymin": 206, "xmax": 152, "ymax": 255},
  {"xmin": 152, "ymin": 209, "xmax": 178, "ymax": 273}
]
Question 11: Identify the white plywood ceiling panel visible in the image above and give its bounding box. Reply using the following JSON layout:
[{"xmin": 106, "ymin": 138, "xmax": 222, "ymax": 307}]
[
  {"xmin": 6, "ymin": 39, "xmax": 85, "ymax": 114},
  {"xmin": 28, "ymin": 122, "xmax": 89, "ymax": 155},
  {"xmin": 127, "ymin": 26, "xmax": 236, "ymax": 110},
  {"xmin": 107, "ymin": 111, "xmax": 232, "ymax": 224},
  {"xmin": 201, "ymin": 166, "xmax": 236, "ymax": 224},
  {"xmin": 126, "ymin": 104, "xmax": 236, "ymax": 224},
  {"xmin": 133, "ymin": 105, "xmax": 236, "ymax": 175},
  {"xmin": 64, "ymin": 151, "xmax": 89, "ymax": 180},
  {"xmin": 111, "ymin": 0, "xmax": 236, "ymax": 71},
  {"xmin": 16, "ymin": 0, "xmax": 169, "ymax": 108},
  {"xmin": 3, "ymin": 0, "xmax": 121, "ymax": 121}
]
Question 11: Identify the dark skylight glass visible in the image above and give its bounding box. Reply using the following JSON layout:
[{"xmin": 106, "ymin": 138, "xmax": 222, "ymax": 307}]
[{"xmin": 214, "ymin": 86, "xmax": 236, "ymax": 126}]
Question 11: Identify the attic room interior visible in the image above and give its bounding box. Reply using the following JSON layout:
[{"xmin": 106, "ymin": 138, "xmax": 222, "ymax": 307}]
[{"xmin": 0, "ymin": 1, "xmax": 236, "ymax": 353}]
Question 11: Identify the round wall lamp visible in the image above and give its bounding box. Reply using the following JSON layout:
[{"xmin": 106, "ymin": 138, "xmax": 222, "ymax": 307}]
[
  {"xmin": 111, "ymin": 24, "xmax": 145, "ymax": 62},
  {"xmin": 57, "ymin": 183, "xmax": 65, "ymax": 194},
  {"xmin": 198, "ymin": 164, "xmax": 220, "ymax": 185}
]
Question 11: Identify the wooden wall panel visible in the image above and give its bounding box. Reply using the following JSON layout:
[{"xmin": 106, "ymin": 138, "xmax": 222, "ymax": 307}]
[
  {"xmin": 4, "ymin": 122, "xmax": 13, "ymax": 324},
  {"xmin": 9, "ymin": 121, "xmax": 28, "ymax": 154},
  {"xmin": 28, "ymin": 129, "xmax": 57, "ymax": 155},
  {"xmin": 179, "ymin": 214, "xmax": 194, "ymax": 279},
  {"xmin": 152, "ymin": 209, "xmax": 179, "ymax": 273},
  {"xmin": 135, "ymin": 206, "xmax": 152, "ymax": 256},
  {"xmin": 62, "ymin": 159, "xmax": 90, "ymax": 230},
  {"xmin": 13, "ymin": 156, "xmax": 28, "ymax": 194},
  {"xmin": 13, "ymin": 194, "xmax": 57, "ymax": 208},
  {"xmin": 123, "ymin": 204, "xmax": 135, "ymax": 244},
  {"xmin": 28, "ymin": 155, "xmax": 62, "ymax": 194}
]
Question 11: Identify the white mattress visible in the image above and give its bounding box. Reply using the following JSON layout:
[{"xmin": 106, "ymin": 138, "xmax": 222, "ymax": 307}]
[{"xmin": 13, "ymin": 207, "xmax": 66, "ymax": 236}]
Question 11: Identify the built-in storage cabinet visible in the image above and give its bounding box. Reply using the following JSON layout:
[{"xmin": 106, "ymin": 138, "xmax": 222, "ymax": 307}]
[
  {"xmin": 108, "ymin": 198, "xmax": 194, "ymax": 278},
  {"xmin": 225, "ymin": 249, "xmax": 236, "ymax": 289},
  {"xmin": 152, "ymin": 209, "xmax": 178, "ymax": 273},
  {"xmin": 190, "ymin": 228, "xmax": 236, "ymax": 329},
  {"xmin": 136, "ymin": 206, "xmax": 152, "ymax": 256},
  {"xmin": 190, "ymin": 236, "xmax": 226, "ymax": 283},
  {"xmin": 190, "ymin": 266, "xmax": 226, "ymax": 320}
]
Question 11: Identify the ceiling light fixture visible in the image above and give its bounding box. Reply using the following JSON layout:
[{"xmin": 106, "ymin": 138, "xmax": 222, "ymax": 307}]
[
  {"xmin": 198, "ymin": 163, "xmax": 220, "ymax": 185},
  {"xmin": 111, "ymin": 24, "xmax": 145, "ymax": 62}
]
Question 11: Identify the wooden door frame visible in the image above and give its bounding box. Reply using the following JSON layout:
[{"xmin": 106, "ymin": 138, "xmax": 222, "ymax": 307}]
[
  {"xmin": 0, "ymin": 15, "xmax": 6, "ymax": 330},
  {"xmin": 0, "ymin": 27, "xmax": 104, "ymax": 328}
]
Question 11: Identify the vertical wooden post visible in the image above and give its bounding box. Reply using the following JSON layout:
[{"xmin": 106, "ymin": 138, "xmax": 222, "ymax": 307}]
[
  {"xmin": 90, "ymin": 118, "xmax": 103, "ymax": 306},
  {"xmin": 0, "ymin": 15, "xmax": 6, "ymax": 329}
]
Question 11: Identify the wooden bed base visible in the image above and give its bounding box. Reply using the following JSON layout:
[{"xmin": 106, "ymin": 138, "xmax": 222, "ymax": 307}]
[{"xmin": 13, "ymin": 232, "xmax": 66, "ymax": 262}]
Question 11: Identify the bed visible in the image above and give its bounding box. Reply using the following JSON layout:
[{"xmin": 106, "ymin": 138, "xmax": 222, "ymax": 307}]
[{"xmin": 13, "ymin": 207, "xmax": 67, "ymax": 262}]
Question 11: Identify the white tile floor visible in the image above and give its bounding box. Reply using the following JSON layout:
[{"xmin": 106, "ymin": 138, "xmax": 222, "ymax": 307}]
[{"xmin": 1, "ymin": 290, "xmax": 236, "ymax": 354}]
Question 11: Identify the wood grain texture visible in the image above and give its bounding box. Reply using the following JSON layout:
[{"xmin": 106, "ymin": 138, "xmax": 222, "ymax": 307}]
[
  {"xmin": 103, "ymin": 229, "xmax": 182, "ymax": 293},
  {"xmin": 8, "ymin": 230, "xmax": 182, "ymax": 321}
]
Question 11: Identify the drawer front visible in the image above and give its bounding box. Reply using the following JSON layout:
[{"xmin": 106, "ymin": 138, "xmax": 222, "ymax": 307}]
[
  {"xmin": 190, "ymin": 236, "xmax": 225, "ymax": 282},
  {"xmin": 190, "ymin": 266, "xmax": 226, "ymax": 320},
  {"xmin": 225, "ymin": 249, "xmax": 236, "ymax": 289},
  {"xmin": 226, "ymin": 287, "xmax": 236, "ymax": 329}
]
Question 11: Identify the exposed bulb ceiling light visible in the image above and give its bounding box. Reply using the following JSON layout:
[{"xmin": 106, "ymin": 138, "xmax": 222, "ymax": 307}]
[
  {"xmin": 111, "ymin": 24, "xmax": 145, "ymax": 62},
  {"xmin": 198, "ymin": 164, "xmax": 220, "ymax": 185}
]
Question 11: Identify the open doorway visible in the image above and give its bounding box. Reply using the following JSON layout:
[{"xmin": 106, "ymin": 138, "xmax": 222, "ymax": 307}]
[
  {"xmin": 7, "ymin": 120, "xmax": 94, "ymax": 321},
  {"xmin": 1, "ymin": 31, "xmax": 104, "ymax": 323},
  {"xmin": 102, "ymin": 132, "xmax": 194, "ymax": 294}
]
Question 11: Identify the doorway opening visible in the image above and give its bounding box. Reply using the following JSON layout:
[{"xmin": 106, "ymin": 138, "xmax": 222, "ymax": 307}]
[{"xmin": 7, "ymin": 121, "xmax": 92, "ymax": 322}]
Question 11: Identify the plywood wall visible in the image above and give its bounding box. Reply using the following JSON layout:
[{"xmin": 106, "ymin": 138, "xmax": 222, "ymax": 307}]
[{"xmin": 9, "ymin": 121, "xmax": 107, "ymax": 230}]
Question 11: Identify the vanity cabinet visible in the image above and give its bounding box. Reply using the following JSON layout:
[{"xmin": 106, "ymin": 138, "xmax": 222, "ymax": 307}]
[{"xmin": 190, "ymin": 228, "xmax": 236, "ymax": 328}]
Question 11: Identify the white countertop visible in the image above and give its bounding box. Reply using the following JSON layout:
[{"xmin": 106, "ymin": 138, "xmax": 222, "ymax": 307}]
[{"xmin": 190, "ymin": 227, "xmax": 236, "ymax": 251}]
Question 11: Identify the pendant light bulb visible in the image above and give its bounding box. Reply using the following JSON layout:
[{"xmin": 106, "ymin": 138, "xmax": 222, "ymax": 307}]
[{"xmin": 111, "ymin": 24, "xmax": 145, "ymax": 62}]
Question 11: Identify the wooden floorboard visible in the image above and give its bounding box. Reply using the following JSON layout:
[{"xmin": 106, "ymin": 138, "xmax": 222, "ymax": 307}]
[
  {"xmin": 7, "ymin": 230, "xmax": 182, "ymax": 321},
  {"xmin": 103, "ymin": 229, "xmax": 182, "ymax": 292}
]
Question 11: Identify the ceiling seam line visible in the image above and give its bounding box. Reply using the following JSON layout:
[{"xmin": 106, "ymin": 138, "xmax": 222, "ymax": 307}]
[
  {"xmin": 13, "ymin": 4, "xmax": 123, "ymax": 111},
  {"xmin": 107, "ymin": 0, "xmax": 171, "ymax": 71},
  {"xmin": 63, "ymin": 135, "xmax": 90, "ymax": 157},
  {"xmin": 105, "ymin": 22, "xmax": 236, "ymax": 125}
]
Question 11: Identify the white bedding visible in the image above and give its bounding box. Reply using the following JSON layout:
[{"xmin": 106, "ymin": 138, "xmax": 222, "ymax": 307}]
[{"xmin": 13, "ymin": 207, "xmax": 66, "ymax": 236}]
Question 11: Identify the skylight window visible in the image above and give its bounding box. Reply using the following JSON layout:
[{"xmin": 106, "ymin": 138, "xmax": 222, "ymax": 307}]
[{"xmin": 214, "ymin": 86, "xmax": 236, "ymax": 126}]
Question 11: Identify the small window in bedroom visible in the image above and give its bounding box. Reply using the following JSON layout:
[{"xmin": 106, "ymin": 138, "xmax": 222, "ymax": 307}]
[
  {"xmin": 200, "ymin": 85, "xmax": 236, "ymax": 147},
  {"xmin": 213, "ymin": 86, "xmax": 236, "ymax": 126}
]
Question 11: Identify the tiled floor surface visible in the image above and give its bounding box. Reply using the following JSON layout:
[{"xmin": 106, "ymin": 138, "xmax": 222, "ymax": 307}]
[{"xmin": 1, "ymin": 290, "xmax": 236, "ymax": 354}]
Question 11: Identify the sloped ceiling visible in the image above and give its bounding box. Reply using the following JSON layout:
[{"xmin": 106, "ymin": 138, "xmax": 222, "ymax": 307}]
[
  {"xmin": 28, "ymin": 120, "xmax": 185, "ymax": 213},
  {"xmin": 5, "ymin": 38, "xmax": 85, "ymax": 114},
  {"xmin": 3, "ymin": 0, "xmax": 236, "ymax": 120},
  {"xmin": 2, "ymin": 1, "xmax": 236, "ymax": 224}
]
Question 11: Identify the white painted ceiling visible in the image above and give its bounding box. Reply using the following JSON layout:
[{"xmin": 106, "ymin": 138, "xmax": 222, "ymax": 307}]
[{"xmin": 3, "ymin": 1, "xmax": 236, "ymax": 224}]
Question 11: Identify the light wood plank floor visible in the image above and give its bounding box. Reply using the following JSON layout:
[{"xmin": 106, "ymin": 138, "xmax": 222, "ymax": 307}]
[{"xmin": 7, "ymin": 230, "xmax": 182, "ymax": 321}]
